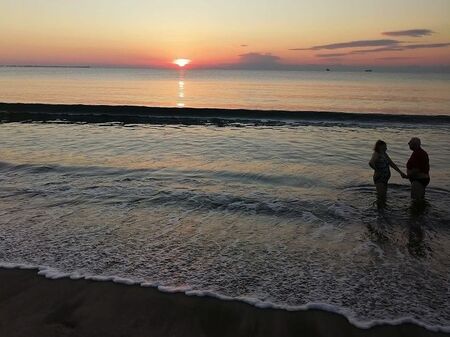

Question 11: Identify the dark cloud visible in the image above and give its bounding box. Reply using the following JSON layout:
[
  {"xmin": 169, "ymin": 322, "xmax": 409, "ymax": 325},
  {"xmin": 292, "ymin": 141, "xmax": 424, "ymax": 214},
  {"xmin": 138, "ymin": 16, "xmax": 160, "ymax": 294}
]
[
  {"xmin": 238, "ymin": 52, "xmax": 280, "ymax": 65},
  {"xmin": 382, "ymin": 29, "xmax": 434, "ymax": 37},
  {"xmin": 316, "ymin": 43, "xmax": 450, "ymax": 58},
  {"xmin": 401, "ymin": 43, "xmax": 450, "ymax": 49},
  {"xmin": 377, "ymin": 57, "xmax": 415, "ymax": 60},
  {"xmin": 210, "ymin": 52, "xmax": 284, "ymax": 70},
  {"xmin": 290, "ymin": 39, "xmax": 401, "ymax": 51},
  {"xmin": 240, "ymin": 44, "xmax": 248, "ymax": 47},
  {"xmin": 348, "ymin": 46, "xmax": 404, "ymax": 54},
  {"xmin": 349, "ymin": 43, "xmax": 450, "ymax": 54},
  {"xmin": 316, "ymin": 47, "xmax": 401, "ymax": 57},
  {"xmin": 316, "ymin": 53, "xmax": 348, "ymax": 58}
]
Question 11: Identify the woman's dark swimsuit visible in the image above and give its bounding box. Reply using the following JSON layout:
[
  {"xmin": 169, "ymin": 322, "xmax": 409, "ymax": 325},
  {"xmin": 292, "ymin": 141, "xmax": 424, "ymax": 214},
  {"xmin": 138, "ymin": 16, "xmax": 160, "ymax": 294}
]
[
  {"xmin": 409, "ymin": 177, "xmax": 430, "ymax": 187},
  {"xmin": 373, "ymin": 153, "xmax": 391, "ymax": 185}
]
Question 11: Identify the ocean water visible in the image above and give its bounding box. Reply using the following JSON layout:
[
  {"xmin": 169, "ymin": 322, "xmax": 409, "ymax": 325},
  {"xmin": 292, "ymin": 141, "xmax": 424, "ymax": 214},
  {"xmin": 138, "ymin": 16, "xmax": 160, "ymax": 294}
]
[
  {"xmin": 1, "ymin": 67, "xmax": 450, "ymax": 115},
  {"xmin": 0, "ymin": 120, "xmax": 449, "ymax": 331}
]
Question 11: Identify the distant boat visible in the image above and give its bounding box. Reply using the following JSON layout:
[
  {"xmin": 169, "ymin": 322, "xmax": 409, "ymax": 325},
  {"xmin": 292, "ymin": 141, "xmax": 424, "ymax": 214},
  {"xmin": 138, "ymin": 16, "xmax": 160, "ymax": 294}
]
[
  {"xmin": 364, "ymin": 69, "xmax": 373, "ymax": 72},
  {"xmin": 326, "ymin": 68, "xmax": 331, "ymax": 72}
]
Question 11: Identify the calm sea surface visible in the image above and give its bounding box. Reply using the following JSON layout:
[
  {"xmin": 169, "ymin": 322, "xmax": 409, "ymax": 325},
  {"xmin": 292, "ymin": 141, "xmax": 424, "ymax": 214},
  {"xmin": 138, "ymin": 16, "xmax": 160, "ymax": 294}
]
[
  {"xmin": 0, "ymin": 67, "xmax": 449, "ymax": 331},
  {"xmin": 1, "ymin": 67, "xmax": 450, "ymax": 115}
]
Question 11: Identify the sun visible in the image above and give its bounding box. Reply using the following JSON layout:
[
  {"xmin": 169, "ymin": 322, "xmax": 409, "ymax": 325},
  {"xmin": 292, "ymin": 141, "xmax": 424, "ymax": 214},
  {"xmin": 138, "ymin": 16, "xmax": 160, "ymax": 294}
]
[{"xmin": 174, "ymin": 58, "xmax": 191, "ymax": 67}]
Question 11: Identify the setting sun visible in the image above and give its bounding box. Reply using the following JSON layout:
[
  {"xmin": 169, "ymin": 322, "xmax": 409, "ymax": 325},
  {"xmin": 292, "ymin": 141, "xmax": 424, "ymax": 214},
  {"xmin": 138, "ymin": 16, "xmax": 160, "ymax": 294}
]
[{"xmin": 173, "ymin": 59, "xmax": 191, "ymax": 67}]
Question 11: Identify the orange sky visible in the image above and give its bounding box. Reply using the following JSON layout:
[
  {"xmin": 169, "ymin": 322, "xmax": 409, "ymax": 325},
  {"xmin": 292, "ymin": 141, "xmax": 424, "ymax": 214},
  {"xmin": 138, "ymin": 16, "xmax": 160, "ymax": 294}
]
[{"xmin": 1, "ymin": 0, "xmax": 449, "ymax": 69}]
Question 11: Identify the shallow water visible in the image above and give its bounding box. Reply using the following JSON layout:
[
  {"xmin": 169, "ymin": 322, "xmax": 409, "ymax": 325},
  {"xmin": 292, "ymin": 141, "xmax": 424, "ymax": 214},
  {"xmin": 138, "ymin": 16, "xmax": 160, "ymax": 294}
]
[
  {"xmin": 0, "ymin": 121, "xmax": 449, "ymax": 330},
  {"xmin": 1, "ymin": 67, "xmax": 450, "ymax": 115}
]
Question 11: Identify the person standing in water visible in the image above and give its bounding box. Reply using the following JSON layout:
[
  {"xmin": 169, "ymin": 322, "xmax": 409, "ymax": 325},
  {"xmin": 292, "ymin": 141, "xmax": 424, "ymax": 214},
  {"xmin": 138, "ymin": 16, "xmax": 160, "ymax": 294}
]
[
  {"xmin": 406, "ymin": 137, "xmax": 430, "ymax": 200},
  {"xmin": 369, "ymin": 140, "xmax": 406, "ymax": 205}
]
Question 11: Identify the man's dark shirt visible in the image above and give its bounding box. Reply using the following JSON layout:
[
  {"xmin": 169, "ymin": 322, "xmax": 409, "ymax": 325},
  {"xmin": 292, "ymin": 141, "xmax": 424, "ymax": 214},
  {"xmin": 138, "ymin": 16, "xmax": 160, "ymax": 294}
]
[{"xmin": 407, "ymin": 148, "xmax": 429, "ymax": 175}]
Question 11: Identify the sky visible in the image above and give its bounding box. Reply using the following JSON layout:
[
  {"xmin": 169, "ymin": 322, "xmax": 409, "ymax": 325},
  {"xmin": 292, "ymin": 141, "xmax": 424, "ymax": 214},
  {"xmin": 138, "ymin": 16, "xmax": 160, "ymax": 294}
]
[{"xmin": 1, "ymin": 0, "xmax": 449, "ymax": 69}]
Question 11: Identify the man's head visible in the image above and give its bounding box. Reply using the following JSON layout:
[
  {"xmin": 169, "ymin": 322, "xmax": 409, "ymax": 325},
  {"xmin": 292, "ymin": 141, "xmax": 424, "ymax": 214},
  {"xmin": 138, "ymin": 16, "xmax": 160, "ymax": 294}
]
[{"xmin": 408, "ymin": 137, "xmax": 421, "ymax": 151}]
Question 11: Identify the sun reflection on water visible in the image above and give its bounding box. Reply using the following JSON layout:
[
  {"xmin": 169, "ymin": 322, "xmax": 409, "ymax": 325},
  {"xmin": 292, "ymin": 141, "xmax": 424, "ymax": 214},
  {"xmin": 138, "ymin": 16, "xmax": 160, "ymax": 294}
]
[{"xmin": 177, "ymin": 69, "xmax": 185, "ymax": 108}]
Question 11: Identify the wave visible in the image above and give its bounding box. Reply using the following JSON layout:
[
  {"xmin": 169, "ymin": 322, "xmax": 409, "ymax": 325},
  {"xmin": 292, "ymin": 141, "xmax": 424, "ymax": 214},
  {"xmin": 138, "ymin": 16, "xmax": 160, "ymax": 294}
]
[
  {"xmin": 0, "ymin": 160, "xmax": 358, "ymax": 223},
  {"xmin": 2, "ymin": 160, "xmax": 449, "ymax": 223},
  {"xmin": 1, "ymin": 102, "xmax": 450, "ymax": 126},
  {"xmin": 344, "ymin": 183, "xmax": 450, "ymax": 195},
  {"xmin": 0, "ymin": 262, "xmax": 449, "ymax": 333},
  {"xmin": 0, "ymin": 161, "xmax": 324, "ymax": 188}
]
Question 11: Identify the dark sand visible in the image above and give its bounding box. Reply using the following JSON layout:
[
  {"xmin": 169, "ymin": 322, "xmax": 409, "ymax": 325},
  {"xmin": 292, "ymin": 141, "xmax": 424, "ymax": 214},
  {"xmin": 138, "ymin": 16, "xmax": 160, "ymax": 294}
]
[{"xmin": 0, "ymin": 268, "xmax": 447, "ymax": 337}]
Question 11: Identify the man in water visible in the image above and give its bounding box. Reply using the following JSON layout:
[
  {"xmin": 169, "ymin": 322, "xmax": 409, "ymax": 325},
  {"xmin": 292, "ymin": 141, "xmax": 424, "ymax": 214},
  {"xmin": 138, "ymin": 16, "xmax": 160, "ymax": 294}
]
[{"xmin": 406, "ymin": 137, "xmax": 430, "ymax": 200}]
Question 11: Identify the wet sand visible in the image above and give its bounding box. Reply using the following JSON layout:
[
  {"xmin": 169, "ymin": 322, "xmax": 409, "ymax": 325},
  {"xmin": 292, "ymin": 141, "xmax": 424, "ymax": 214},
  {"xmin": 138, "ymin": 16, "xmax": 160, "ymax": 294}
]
[{"xmin": 0, "ymin": 268, "xmax": 447, "ymax": 337}]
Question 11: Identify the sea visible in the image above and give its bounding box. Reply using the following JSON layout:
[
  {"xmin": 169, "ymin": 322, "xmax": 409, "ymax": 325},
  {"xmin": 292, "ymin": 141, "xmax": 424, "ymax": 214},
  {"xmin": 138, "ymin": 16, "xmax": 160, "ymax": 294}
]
[{"xmin": 0, "ymin": 67, "xmax": 449, "ymax": 332}]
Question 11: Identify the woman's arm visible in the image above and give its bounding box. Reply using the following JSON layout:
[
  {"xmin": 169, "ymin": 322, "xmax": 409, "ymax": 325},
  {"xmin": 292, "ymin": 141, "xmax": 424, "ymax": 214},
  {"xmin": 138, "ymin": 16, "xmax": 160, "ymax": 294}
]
[{"xmin": 386, "ymin": 154, "xmax": 406, "ymax": 177}]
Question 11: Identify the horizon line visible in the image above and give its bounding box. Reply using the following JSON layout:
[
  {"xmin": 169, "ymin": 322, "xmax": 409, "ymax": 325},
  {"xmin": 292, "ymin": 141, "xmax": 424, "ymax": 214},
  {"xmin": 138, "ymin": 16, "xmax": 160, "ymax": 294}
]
[{"xmin": 1, "ymin": 63, "xmax": 450, "ymax": 73}]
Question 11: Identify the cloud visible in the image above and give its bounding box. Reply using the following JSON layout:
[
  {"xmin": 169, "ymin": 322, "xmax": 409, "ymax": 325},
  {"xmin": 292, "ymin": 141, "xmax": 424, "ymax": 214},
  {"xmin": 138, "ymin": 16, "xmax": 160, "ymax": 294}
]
[
  {"xmin": 316, "ymin": 53, "xmax": 348, "ymax": 58},
  {"xmin": 290, "ymin": 39, "xmax": 401, "ymax": 51},
  {"xmin": 240, "ymin": 44, "xmax": 248, "ymax": 47},
  {"xmin": 382, "ymin": 29, "xmax": 434, "ymax": 37},
  {"xmin": 401, "ymin": 42, "xmax": 450, "ymax": 49},
  {"xmin": 211, "ymin": 52, "xmax": 287, "ymax": 70},
  {"xmin": 316, "ymin": 47, "xmax": 401, "ymax": 57},
  {"xmin": 377, "ymin": 57, "xmax": 415, "ymax": 60},
  {"xmin": 349, "ymin": 43, "xmax": 450, "ymax": 54},
  {"xmin": 316, "ymin": 43, "xmax": 450, "ymax": 57},
  {"xmin": 348, "ymin": 46, "xmax": 404, "ymax": 54},
  {"xmin": 237, "ymin": 52, "xmax": 281, "ymax": 66}
]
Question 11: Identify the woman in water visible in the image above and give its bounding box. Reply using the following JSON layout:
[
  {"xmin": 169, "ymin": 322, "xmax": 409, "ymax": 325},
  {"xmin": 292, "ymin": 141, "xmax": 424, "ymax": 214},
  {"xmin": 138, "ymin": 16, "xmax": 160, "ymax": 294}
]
[{"xmin": 369, "ymin": 140, "xmax": 406, "ymax": 205}]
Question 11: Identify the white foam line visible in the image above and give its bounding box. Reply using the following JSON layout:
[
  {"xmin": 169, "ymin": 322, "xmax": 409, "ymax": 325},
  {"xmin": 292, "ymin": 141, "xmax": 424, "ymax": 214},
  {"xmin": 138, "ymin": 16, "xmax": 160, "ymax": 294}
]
[{"xmin": 1, "ymin": 262, "xmax": 448, "ymax": 333}]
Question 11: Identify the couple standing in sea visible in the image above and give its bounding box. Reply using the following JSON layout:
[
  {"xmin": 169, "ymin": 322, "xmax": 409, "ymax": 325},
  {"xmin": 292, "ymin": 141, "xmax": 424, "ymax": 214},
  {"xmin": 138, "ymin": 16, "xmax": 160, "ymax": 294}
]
[{"xmin": 369, "ymin": 137, "xmax": 430, "ymax": 204}]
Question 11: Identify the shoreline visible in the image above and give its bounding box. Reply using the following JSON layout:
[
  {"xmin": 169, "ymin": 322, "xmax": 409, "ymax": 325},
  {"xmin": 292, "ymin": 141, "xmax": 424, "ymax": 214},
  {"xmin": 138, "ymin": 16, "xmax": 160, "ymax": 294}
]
[
  {"xmin": 0, "ymin": 267, "xmax": 448, "ymax": 337},
  {"xmin": 1, "ymin": 102, "xmax": 450, "ymax": 126}
]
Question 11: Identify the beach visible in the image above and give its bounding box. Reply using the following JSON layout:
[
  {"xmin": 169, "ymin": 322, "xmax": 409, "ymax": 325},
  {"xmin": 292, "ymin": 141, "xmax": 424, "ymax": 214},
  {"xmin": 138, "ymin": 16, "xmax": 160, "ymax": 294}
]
[
  {"xmin": 1, "ymin": 268, "xmax": 448, "ymax": 337},
  {"xmin": 2, "ymin": 1, "xmax": 450, "ymax": 335}
]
